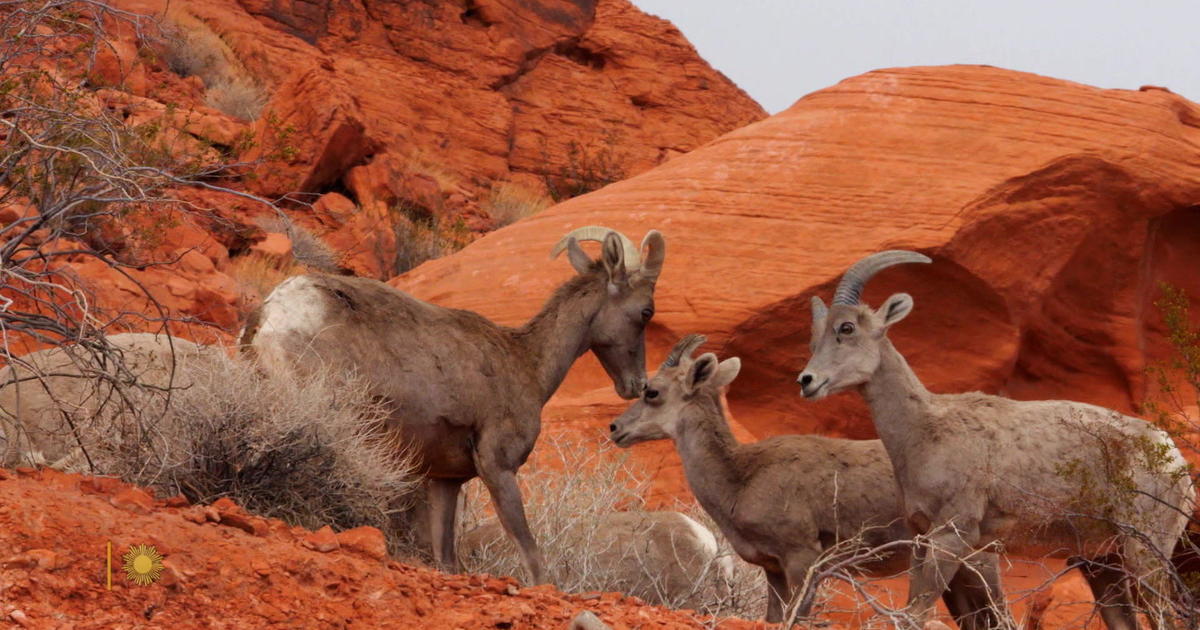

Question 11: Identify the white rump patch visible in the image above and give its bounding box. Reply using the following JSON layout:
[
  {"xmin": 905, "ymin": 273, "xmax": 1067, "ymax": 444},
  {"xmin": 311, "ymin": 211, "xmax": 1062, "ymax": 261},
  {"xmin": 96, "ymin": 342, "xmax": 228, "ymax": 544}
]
[
  {"xmin": 257, "ymin": 276, "xmax": 330, "ymax": 338},
  {"xmin": 675, "ymin": 512, "xmax": 719, "ymax": 557}
]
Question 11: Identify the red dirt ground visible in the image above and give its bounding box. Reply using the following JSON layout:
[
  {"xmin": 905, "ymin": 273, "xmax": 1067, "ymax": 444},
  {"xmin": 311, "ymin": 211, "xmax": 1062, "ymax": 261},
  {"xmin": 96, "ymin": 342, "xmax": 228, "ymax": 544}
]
[{"xmin": 0, "ymin": 468, "xmax": 766, "ymax": 630}]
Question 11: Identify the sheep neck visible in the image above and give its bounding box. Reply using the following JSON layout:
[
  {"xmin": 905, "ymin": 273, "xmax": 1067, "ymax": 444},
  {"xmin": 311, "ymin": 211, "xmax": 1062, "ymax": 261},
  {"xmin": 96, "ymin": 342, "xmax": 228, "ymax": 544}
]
[
  {"xmin": 514, "ymin": 274, "xmax": 605, "ymax": 404},
  {"xmin": 673, "ymin": 391, "xmax": 743, "ymax": 528},
  {"xmin": 861, "ymin": 337, "xmax": 932, "ymax": 451}
]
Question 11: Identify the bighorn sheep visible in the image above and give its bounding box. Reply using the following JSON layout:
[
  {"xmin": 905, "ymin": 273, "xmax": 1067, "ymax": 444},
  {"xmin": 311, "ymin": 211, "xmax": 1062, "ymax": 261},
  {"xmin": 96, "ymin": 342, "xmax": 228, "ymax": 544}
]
[
  {"xmin": 610, "ymin": 335, "xmax": 1010, "ymax": 626},
  {"xmin": 242, "ymin": 227, "xmax": 666, "ymax": 584},
  {"xmin": 797, "ymin": 251, "xmax": 1196, "ymax": 630},
  {"xmin": 459, "ymin": 510, "xmax": 734, "ymax": 610},
  {"xmin": 0, "ymin": 332, "xmax": 222, "ymax": 469}
]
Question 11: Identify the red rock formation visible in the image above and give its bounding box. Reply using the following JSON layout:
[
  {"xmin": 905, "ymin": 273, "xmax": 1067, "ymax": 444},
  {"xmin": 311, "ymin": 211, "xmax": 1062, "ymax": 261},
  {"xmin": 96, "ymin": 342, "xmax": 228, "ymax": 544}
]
[
  {"xmin": 391, "ymin": 65, "xmax": 1200, "ymax": 500},
  {"xmin": 130, "ymin": 0, "xmax": 765, "ymax": 223}
]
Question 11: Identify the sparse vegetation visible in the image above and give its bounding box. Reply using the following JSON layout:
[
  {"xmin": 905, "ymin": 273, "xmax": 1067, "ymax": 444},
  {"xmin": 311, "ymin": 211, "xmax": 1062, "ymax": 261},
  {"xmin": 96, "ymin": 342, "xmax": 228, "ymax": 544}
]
[
  {"xmin": 485, "ymin": 180, "xmax": 552, "ymax": 228},
  {"xmin": 387, "ymin": 202, "xmax": 470, "ymax": 276},
  {"xmin": 1143, "ymin": 283, "xmax": 1200, "ymax": 603},
  {"xmin": 541, "ymin": 130, "xmax": 629, "ymax": 201},
  {"xmin": 161, "ymin": 11, "xmax": 266, "ymax": 121},
  {"xmin": 457, "ymin": 437, "xmax": 764, "ymax": 619},
  {"xmin": 84, "ymin": 352, "xmax": 420, "ymax": 536}
]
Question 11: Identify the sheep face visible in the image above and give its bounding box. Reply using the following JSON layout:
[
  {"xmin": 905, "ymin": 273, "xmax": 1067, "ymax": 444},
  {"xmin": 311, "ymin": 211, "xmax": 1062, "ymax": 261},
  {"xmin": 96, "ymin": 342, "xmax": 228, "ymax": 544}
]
[
  {"xmin": 610, "ymin": 339, "xmax": 740, "ymax": 447},
  {"xmin": 797, "ymin": 294, "xmax": 914, "ymax": 399},
  {"xmin": 587, "ymin": 274, "xmax": 655, "ymax": 401}
]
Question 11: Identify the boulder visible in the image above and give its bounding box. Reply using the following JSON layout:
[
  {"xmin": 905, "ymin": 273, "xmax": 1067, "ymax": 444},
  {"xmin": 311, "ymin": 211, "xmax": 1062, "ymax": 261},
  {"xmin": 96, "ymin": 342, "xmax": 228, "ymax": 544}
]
[{"xmin": 391, "ymin": 65, "xmax": 1200, "ymax": 498}]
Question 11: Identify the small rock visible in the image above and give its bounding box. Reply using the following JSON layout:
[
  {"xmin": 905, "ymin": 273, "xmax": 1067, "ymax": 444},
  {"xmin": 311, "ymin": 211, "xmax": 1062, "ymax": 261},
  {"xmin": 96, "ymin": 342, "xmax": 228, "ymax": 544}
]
[
  {"xmin": 505, "ymin": 584, "xmax": 520, "ymax": 597},
  {"xmin": 3, "ymin": 549, "xmax": 57, "ymax": 570},
  {"xmin": 164, "ymin": 494, "xmax": 190, "ymax": 508},
  {"xmin": 158, "ymin": 560, "xmax": 185, "ymax": 592},
  {"xmin": 211, "ymin": 497, "xmax": 242, "ymax": 513},
  {"xmin": 568, "ymin": 611, "xmax": 610, "ymax": 630},
  {"xmin": 204, "ymin": 506, "xmax": 221, "ymax": 522},
  {"xmin": 25, "ymin": 549, "xmax": 57, "ymax": 570},
  {"xmin": 218, "ymin": 511, "xmax": 266, "ymax": 536},
  {"xmin": 181, "ymin": 507, "xmax": 208, "ymax": 524},
  {"xmin": 8, "ymin": 609, "xmax": 31, "ymax": 627},
  {"xmin": 302, "ymin": 526, "xmax": 340, "ymax": 553},
  {"xmin": 335, "ymin": 526, "xmax": 388, "ymax": 560},
  {"xmin": 109, "ymin": 487, "xmax": 155, "ymax": 513}
]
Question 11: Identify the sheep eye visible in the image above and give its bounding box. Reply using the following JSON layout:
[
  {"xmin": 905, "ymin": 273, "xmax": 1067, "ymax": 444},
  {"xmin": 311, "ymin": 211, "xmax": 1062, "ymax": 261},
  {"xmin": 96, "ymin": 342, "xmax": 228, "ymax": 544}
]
[
  {"xmin": 838, "ymin": 322, "xmax": 855, "ymax": 335},
  {"xmin": 644, "ymin": 388, "xmax": 659, "ymax": 400},
  {"xmin": 641, "ymin": 308, "xmax": 654, "ymax": 321}
]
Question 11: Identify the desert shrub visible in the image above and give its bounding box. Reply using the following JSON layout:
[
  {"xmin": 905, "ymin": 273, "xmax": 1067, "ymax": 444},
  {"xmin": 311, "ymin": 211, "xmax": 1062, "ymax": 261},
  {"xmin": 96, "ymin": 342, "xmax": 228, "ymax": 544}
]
[
  {"xmin": 540, "ymin": 130, "xmax": 629, "ymax": 202},
  {"xmin": 485, "ymin": 180, "xmax": 552, "ymax": 228},
  {"xmin": 456, "ymin": 437, "xmax": 763, "ymax": 619},
  {"xmin": 161, "ymin": 14, "xmax": 266, "ymax": 120},
  {"xmin": 204, "ymin": 76, "xmax": 267, "ymax": 122},
  {"xmin": 85, "ymin": 353, "xmax": 420, "ymax": 536},
  {"xmin": 388, "ymin": 203, "xmax": 470, "ymax": 276},
  {"xmin": 1143, "ymin": 283, "xmax": 1200, "ymax": 605},
  {"xmin": 228, "ymin": 251, "xmax": 305, "ymax": 311}
]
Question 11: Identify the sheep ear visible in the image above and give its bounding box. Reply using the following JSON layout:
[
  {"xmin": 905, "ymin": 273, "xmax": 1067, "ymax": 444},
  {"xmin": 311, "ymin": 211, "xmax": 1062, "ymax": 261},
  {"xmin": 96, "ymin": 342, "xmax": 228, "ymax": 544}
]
[
  {"xmin": 687, "ymin": 353, "xmax": 720, "ymax": 392},
  {"xmin": 601, "ymin": 232, "xmax": 628, "ymax": 285},
  {"xmin": 811, "ymin": 296, "xmax": 828, "ymax": 327},
  {"xmin": 565, "ymin": 238, "xmax": 592, "ymax": 275},
  {"xmin": 875, "ymin": 293, "xmax": 914, "ymax": 330},
  {"xmin": 713, "ymin": 357, "xmax": 741, "ymax": 389}
]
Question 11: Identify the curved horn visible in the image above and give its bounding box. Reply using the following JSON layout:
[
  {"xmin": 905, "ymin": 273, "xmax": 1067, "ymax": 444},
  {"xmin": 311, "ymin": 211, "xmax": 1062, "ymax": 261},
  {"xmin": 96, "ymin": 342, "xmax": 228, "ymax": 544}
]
[
  {"xmin": 549, "ymin": 226, "xmax": 641, "ymax": 268},
  {"xmin": 663, "ymin": 334, "xmax": 707, "ymax": 368},
  {"xmin": 639, "ymin": 230, "xmax": 665, "ymax": 281},
  {"xmin": 832, "ymin": 250, "xmax": 931, "ymax": 305}
]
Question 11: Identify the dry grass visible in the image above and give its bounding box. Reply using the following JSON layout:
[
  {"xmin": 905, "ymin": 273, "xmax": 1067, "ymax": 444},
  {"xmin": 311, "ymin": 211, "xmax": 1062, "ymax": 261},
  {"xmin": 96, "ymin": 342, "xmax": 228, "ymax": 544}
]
[
  {"xmin": 82, "ymin": 352, "xmax": 420, "ymax": 536},
  {"xmin": 228, "ymin": 252, "xmax": 304, "ymax": 310},
  {"xmin": 389, "ymin": 205, "xmax": 471, "ymax": 276},
  {"xmin": 161, "ymin": 12, "xmax": 266, "ymax": 121},
  {"xmin": 456, "ymin": 437, "xmax": 764, "ymax": 620},
  {"xmin": 485, "ymin": 180, "xmax": 553, "ymax": 228}
]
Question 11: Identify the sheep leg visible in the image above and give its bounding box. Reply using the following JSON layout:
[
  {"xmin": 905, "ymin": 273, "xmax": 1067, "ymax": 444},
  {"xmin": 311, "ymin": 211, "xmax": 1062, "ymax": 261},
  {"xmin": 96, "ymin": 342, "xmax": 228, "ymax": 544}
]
[
  {"xmin": 906, "ymin": 520, "xmax": 979, "ymax": 629},
  {"xmin": 477, "ymin": 466, "xmax": 546, "ymax": 585},
  {"xmin": 428, "ymin": 477, "xmax": 466, "ymax": 573},
  {"xmin": 943, "ymin": 552, "xmax": 1010, "ymax": 630},
  {"xmin": 782, "ymin": 547, "xmax": 821, "ymax": 623},
  {"xmin": 1073, "ymin": 555, "xmax": 1137, "ymax": 630},
  {"xmin": 764, "ymin": 568, "xmax": 789, "ymax": 624}
]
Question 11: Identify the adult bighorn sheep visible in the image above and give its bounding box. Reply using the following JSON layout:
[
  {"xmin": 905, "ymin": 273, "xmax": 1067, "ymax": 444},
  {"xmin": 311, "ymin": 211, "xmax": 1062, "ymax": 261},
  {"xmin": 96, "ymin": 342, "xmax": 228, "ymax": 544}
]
[
  {"xmin": 242, "ymin": 227, "xmax": 666, "ymax": 584},
  {"xmin": 610, "ymin": 335, "xmax": 1010, "ymax": 626},
  {"xmin": 797, "ymin": 251, "xmax": 1196, "ymax": 630}
]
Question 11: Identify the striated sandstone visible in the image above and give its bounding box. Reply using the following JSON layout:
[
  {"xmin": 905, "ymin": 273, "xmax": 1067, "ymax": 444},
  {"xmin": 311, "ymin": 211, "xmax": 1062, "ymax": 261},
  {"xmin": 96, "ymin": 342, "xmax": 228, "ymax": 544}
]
[{"xmin": 391, "ymin": 65, "xmax": 1200, "ymax": 500}]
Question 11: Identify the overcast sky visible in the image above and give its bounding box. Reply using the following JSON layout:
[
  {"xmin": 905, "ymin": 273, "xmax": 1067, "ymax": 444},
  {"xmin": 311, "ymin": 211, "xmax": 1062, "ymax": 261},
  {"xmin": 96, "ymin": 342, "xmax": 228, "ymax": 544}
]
[{"xmin": 634, "ymin": 1, "xmax": 1200, "ymax": 114}]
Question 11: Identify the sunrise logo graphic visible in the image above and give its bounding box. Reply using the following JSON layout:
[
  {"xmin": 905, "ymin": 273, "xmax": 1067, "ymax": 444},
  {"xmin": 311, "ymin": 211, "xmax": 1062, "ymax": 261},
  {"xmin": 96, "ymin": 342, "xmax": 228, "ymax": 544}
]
[{"xmin": 122, "ymin": 544, "xmax": 164, "ymax": 586}]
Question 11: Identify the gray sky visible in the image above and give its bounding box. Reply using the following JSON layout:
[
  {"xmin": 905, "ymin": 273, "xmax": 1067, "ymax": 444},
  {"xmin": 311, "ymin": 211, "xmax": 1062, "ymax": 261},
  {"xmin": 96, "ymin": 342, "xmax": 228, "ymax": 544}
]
[{"xmin": 634, "ymin": 1, "xmax": 1200, "ymax": 113}]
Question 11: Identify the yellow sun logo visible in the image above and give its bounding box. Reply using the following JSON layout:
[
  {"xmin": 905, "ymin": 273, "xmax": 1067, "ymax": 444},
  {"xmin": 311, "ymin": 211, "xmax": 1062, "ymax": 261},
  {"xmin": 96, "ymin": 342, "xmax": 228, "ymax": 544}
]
[{"xmin": 122, "ymin": 544, "xmax": 164, "ymax": 586}]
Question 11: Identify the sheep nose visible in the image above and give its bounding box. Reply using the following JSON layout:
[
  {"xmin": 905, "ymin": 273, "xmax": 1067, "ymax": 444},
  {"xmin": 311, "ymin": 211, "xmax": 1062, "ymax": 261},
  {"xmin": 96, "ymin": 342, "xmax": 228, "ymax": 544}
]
[
  {"xmin": 608, "ymin": 423, "xmax": 617, "ymax": 433},
  {"xmin": 799, "ymin": 373, "xmax": 813, "ymax": 386}
]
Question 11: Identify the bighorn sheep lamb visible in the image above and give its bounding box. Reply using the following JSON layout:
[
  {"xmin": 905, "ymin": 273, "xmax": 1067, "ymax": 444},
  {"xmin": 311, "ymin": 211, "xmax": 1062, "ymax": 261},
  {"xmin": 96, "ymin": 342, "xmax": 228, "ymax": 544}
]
[
  {"xmin": 242, "ymin": 227, "xmax": 666, "ymax": 584},
  {"xmin": 797, "ymin": 251, "xmax": 1196, "ymax": 630},
  {"xmin": 0, "ymin": 332, "xmax": 223, "ymax": 469},
  {"xmin": 610, "ymin": 335, "xmax": 1010, "ymax": 626},
  {"xmin": 459, "ymin": 510, "xmax": 734, "ymax": 610}
]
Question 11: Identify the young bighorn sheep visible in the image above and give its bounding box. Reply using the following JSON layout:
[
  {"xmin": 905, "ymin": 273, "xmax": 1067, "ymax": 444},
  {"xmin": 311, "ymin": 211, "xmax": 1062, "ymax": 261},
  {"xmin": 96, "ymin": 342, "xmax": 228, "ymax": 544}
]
[
  {"xmin": 459, "ymin": 510, "xmax": 734, "ymax": 610},
  {"xmin": 610, "ymin": 335, "xmax": 1010, "ymax": 626},
  {"xmin": 798, "ymin": 251, "xmax": 1196, "ymax": 630},
  {"xmin": 242, "ymin": 227, "xmax": 666, "ymax": 584}
]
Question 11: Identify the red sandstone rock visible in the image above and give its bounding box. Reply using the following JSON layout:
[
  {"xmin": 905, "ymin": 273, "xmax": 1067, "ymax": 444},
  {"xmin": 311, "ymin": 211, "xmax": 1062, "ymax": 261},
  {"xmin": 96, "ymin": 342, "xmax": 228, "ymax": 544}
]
[
  {"xmin": 391, "ymin": 65, "xmax": 1200, "ymax": 501},
  {"xmin": 335, "ymin": 526, "xmax": 389, "ymax": 561}
]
